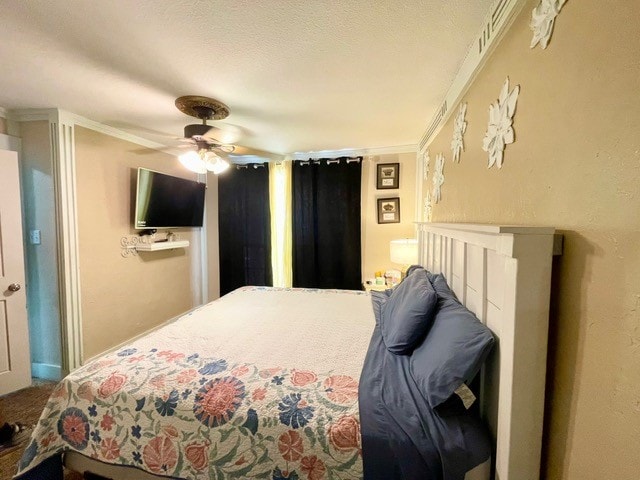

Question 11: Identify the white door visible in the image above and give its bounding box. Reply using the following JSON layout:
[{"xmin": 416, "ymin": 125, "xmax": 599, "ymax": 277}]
[{"xmin": 0, "ymin": 149, "xmax": 31, "ymax": 395}]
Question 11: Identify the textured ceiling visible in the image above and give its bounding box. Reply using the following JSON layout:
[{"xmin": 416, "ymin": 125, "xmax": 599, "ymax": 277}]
[{"xmin": 0, "ymin": 0, "xmax": 494, "ymax": 155}]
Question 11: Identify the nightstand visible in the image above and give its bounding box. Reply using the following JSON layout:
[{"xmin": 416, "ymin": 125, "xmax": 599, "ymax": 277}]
[{"xmin": 362, "ymin": 283, "xmax": 391, "ymax": 292}]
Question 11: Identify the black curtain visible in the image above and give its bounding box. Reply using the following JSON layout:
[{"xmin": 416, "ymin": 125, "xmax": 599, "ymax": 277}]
[
  {"xmin": 292, "ymin": 158, "xmax": 362, "ymax": 290},
  {"xmin": 218, "ymin": 165, "xmax": 272, "ymax": 295}
]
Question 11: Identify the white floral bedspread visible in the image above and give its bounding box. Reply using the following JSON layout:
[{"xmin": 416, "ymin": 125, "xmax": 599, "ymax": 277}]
[{"xmin": 17, "ymin": 287, "xmax": 374, "ymax": 480}]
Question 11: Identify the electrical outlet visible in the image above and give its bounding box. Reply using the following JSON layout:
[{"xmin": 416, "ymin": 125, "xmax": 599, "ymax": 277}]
[{"xmin": 30, "ymin": 229, "xmax": 41, "ymax": 245}]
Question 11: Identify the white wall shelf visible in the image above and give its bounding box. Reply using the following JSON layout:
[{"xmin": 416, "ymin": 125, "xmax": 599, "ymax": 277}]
[{"xmin": 135, "ymin": 240, "xmax": 190, "ymax": 252}]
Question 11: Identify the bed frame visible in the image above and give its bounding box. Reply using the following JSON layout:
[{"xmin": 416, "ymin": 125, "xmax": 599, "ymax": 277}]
[
  {"xmin": 417, "ymin": 223, "xmax": 559, "ymax": 480},
  {"xmin": 60, "ymin": 222, "xmax": 558, "ymax": 480}
]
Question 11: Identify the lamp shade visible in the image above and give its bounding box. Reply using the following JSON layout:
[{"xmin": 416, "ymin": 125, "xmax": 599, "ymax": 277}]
[
  {"xmin": 179, "ymin": 150, "xmax": 230, "ymax": 175},
  {"xmin": 179, "ymin": 151, "xmax": 207, "ymax": 174},
  {"xmin": 390, "ymin": 238, "xmax": 418, "ymax": 265}
]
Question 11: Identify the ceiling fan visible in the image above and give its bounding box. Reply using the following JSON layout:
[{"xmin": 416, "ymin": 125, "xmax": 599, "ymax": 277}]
[{"xmin": 174, "ymin": 95, "xmax": 238, "ymax": 174}]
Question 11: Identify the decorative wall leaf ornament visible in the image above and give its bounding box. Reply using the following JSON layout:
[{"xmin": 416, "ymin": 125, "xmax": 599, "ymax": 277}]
[
  {"xmin": 530, "ymin": 0, "xmax": 567, "ymax": 49},
  {"xmin": 422, "ymin": 149, "xmax": 430, "ymax": 181},
  {"xmin": 450, "ymin": 103, "xmax": 467, "ymax": 163},
  {"xmin": 432, "ymin": 153, "xmax": 445, "ymax": 203},
  {"xmin": 482, "ymin": 77, "xmax": 520, "ymax": 169},
  {"xmin": 423, "ymin": 191, "xmax": 432, "ymax": 222}
]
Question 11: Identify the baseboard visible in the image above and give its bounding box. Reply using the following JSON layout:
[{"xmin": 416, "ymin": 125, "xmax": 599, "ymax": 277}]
[{"xmin": 32, "ymin": 362, "xmax": 63, "ymax": 381}]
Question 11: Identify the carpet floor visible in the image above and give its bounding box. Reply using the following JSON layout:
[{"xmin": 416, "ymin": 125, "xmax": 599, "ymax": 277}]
[{"xmin": 0, "ymin": 381, "xmax": 81, "ymax": 480}]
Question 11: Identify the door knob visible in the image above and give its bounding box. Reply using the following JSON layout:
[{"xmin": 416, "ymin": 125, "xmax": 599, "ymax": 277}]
[{"xmin": 8, "ymin": 283, "xmax": 21, "ymax": 292}]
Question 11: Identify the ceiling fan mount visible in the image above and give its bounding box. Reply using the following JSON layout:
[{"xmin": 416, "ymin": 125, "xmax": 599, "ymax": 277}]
[{"xmin": 175, "ymin": 95, "xmax": 230, "ymax": 121}]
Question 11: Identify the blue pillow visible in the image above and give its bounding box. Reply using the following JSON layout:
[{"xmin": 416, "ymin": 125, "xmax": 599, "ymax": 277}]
[
  {"xmin": 427, "ymin": 272, "xmax": 458, "ymax": 301},
  {"xmin": 410, "ymin": 277, "xmax": 494, "ymax": 408},
  {"xmin": 380, "ymin": 269, "xmax": 438, "ymax": 355},
  {"xmin": 405, "ymin": 264, "xmax": 424, "ymax": 278},
  {"xmin": 370, "ymin": 289, "xmax": 391, "ymax": 326}
]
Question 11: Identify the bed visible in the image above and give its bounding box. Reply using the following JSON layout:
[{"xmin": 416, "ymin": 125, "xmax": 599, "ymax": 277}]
[{"xmin": 15, "ymin": 223, "xmax": 558, "ymax": 480}]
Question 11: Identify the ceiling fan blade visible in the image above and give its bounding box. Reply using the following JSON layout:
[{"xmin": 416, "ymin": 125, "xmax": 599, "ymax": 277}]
[
  {"xmin": 130, "ymin": 145, "xmax": 178, "ymax": 155},
  {"xmin": 227, "ymin": 145, "xmax": 285, "ymax": 163},
  {"xmin": 106, "ymin": 121, "xmax": 179, "ymax": 140},
  {"xmin": 214, "ymin": 145, "xmax": 236, "ymax": 153}
]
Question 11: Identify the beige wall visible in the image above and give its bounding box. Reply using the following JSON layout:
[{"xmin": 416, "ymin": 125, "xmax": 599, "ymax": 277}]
[
  {"xmin": 75, "ymin": 127, "xmax": 202, "ymax": 359},
  {"xmin": 0, "ymin": 117, "xmax": 6, "ymax": 135},
  {"xmin": 422, "ymin": 1, "xmax": 640, "ymax": 478},
  {"xmin": 362, "ymin": 153, "xmax": 416, "ymax": 280}
]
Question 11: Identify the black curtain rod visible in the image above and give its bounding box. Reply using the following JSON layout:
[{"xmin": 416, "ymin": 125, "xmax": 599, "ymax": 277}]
[
  {"xmin": 297, "ymin": 156, "xmax": 363, "ymax": 166},
  {"xmin": 235, "ymin": 163, "xmax": 266, "ymax": 169}
]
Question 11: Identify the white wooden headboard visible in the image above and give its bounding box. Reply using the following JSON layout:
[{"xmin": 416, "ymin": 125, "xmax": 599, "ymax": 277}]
[{"xmin": 416, "ymin": 223, "xmax": 558, "ymax": 480}]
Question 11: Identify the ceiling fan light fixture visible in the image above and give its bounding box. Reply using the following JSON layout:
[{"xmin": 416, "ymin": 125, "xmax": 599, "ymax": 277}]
[
  {"xmin": 213, "ymin": 160, "xmax": 230, "ymax": 174},
  {"xmin": 179, "ymin": 150, "xmax": 207, "ymax": 174},
  {"xmin": 205, "ymin": 152, "xmax": 230, "ymax": 174},
  {"xmin": 178, "ymin": 149, "xmax": 230, "ymax": 175}
]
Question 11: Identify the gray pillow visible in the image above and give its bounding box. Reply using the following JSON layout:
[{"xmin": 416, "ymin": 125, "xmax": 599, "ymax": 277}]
[
  {"xmin": 410, "ymin": 279, "xmax": 494, "ymax": 408},
  {"xmin": 380, "ymin": 269, "xmax": 438, "ymax": 355}
]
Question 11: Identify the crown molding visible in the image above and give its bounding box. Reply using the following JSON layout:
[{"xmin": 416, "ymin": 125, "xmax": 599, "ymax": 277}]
[
  {"xmin": 287, "ymin": 143, "xmax": 417, "ymax": 161},
  {"xmin": 65, "ymin": 111, "xmax": 168, "ymax": 150},
  {"xmin": 7, "ymin": 108, "xmax": 168, "ymax": 151},
  {"xmin": 7, "ymin": 108, "xmax": 54, "ymax": 123},
  {"xmin": 418, "ymin": 0, "xmax": 528, "ymax": 151}
]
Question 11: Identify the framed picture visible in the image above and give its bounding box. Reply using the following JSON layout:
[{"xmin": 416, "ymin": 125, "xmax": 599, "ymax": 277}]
[
  {"xmin": 376, "ymin": 162, "xmax": 399, "ymax": 189},
  {"xmin": 377, "ymin": 197, "xmax": 400, "ymax": 224}
]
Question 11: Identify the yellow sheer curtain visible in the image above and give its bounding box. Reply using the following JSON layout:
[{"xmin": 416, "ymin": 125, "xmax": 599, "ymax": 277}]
[{"xmin": 269, "ymin": 160, "xmax": 293, "ymax": 287}]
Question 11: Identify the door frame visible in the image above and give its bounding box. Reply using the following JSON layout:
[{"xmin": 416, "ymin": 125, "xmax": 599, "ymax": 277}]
[{"xmin": 8, "ymin": 109, "xmax": 82, "ymax": 373}]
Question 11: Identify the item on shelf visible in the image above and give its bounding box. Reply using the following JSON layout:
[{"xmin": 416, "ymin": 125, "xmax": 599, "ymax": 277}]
[{"xmin": 385, "ymin": 269, "xmax": 402, "ymax": 286}]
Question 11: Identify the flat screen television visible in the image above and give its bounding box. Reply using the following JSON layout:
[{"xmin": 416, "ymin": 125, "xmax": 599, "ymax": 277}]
[{"xmin": 134, "ymin": 168, "xmax": 206, "ymax": 229}]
